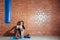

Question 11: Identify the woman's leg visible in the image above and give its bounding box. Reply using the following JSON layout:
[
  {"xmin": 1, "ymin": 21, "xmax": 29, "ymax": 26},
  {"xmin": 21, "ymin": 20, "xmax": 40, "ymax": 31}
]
[
  {"xmin": 21, "ymin": 30, "xmax": 24, "ymax": 37},
  {"xmin": 16, "ymin": 33, "xmax": 19, "ymax": 38},
  {"xmin": 16, "ymin": 31, "xmax": 20, "ymax": 38}
]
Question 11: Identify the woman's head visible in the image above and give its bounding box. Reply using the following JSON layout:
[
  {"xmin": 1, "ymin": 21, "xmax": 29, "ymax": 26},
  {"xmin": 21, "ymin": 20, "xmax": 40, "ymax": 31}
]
[{"xmin": 17, "ymin": 21, "xmax": 24, "ymax": 26}]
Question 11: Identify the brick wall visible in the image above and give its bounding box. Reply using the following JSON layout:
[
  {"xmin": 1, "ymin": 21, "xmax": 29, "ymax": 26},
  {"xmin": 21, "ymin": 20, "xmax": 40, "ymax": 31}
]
[{"xmin": 0, "ymin": 0, "xmax": 60, "ymax": 36}]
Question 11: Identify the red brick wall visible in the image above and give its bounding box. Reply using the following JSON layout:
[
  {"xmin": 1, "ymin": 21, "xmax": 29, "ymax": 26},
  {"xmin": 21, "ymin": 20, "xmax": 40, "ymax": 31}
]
[{"xmin": 0, "ymin": 0, "xmax": 60, "ymax": 36}]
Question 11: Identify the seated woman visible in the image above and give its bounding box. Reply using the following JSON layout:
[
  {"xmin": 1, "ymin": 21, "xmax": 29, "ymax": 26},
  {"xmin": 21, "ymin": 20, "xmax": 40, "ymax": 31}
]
[{"xmin": 16, "ymin": 21, "xmax": 25, "ymax": 38}]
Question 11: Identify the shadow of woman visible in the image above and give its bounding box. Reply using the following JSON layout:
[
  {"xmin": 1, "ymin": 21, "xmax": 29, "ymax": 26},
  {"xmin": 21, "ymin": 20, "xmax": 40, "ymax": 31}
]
[{"xmin": 3, "ymin": 26, "xmax": 17, "ymax": 36}]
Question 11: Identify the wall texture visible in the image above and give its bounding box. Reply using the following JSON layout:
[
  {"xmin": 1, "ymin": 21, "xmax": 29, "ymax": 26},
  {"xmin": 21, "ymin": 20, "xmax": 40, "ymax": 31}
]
[{"xmin": 0, "ymin": 0, "xmax": 60, "ymax": 36}]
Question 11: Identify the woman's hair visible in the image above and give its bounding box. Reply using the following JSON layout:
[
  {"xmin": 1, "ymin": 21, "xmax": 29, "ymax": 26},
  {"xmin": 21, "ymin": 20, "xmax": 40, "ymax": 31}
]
[{"xmin": 17, "ymin": 21, "xmax": 24, "ymax": 25}]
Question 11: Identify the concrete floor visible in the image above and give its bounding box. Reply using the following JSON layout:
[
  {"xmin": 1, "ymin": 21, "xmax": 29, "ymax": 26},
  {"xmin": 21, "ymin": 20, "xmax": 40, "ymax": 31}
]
[{"xmin": 0, "ymin": 36, "xmax": 60, "ymax": 40}]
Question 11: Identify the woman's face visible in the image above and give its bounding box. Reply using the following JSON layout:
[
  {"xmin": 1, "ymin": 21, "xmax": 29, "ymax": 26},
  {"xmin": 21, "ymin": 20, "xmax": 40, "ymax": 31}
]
[{"xmin": 20, "ymin": 22, "xmax": 23, "ymax": 25}]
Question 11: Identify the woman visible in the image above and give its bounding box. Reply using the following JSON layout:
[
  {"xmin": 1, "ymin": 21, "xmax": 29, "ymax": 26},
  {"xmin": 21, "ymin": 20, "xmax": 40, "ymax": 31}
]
[{"xmin": 16, "ymin": 21, "xmax": 25, "ymax": 38}]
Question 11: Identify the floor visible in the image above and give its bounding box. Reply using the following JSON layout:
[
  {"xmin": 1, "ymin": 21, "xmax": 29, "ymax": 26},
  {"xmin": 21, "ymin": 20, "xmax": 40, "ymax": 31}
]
[{"xmin": 0, "ymin": 36, "xmax": 60, "ymax": 40}]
